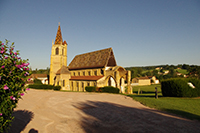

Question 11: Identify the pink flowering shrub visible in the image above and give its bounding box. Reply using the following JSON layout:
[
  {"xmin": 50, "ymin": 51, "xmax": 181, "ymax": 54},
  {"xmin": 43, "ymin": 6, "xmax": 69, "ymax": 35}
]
[{"xmin": 0, "ymin": 40, "xmax": 31, "ymax": 132}]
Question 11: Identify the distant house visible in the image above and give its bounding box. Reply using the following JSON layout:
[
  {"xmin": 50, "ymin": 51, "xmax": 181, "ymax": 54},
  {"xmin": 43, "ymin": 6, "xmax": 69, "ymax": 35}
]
[
  {"xmin": 30, "ymin": 74, "xmax": 48, "ymax": 84},
  {"xmin": 131, "ymin": 77, "xmax": 151, "ymax": 86},
  {"xmin": 148, "ymin": 76, "xmax": 159, "ymax": 84}
]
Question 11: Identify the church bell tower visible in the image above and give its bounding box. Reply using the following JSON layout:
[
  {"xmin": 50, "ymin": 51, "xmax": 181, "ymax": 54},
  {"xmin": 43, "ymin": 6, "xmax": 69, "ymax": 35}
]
[{"xmin": 49, "ymin": 23, "xmax": 68, "ymax": 85}]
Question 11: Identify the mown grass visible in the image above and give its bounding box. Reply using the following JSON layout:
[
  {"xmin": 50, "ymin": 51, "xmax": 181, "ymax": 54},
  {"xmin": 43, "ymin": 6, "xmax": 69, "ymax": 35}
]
[
  {"xmin": 175, "ymin": 69, "xmax": 188, "ymax": 75},
  {"xmin": 127, "ymin": 84, "xmax": 200, "ymax": 121}
]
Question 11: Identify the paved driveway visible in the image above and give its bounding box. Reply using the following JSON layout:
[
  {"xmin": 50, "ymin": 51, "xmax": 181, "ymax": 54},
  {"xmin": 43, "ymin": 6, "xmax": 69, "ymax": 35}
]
[{"xmin": 8, "ymin": 89, "xmax": 200, "ymax": 133}]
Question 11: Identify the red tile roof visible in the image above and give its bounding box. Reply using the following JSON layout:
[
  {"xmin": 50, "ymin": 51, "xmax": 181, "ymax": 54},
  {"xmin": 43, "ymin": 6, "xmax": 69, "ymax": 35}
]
[
  {"xmin": 69, "ymin": 48, "xmax": 117, "ymax": 70},
  {"xmin": 70, "ymin": 76, "xmax": 104, "ymax": 81}
]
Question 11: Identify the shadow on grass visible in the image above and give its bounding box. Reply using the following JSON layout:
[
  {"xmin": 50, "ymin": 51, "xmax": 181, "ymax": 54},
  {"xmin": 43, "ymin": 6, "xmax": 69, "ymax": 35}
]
[
  {"xmin": 7, "ymin": 110, "xmax": 35, "ymax": 133},
  {"xmin": 163, "ymin": 109, "xmax": 200, "ymax": 121},
  {"xmin": 73, "ymin": 101, "xmax": 200, "ymax": 133}
]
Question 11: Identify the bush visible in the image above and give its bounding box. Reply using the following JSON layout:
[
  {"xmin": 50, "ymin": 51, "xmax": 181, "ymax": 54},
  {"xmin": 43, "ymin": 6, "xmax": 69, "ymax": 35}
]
[
  {"xmin": 28, "ymin": 84, "xmax": 61, "ymax": 90},
  {"xmin": 101, "ymin": 86, "xmax": 120, "ymax": 94},
  {"xmin": 161, "ymin": 78, "xmax": 200, "ymax": 97},
  {"xmin": 85, "ymin": 86, "xmax": 96, "ymax": 92},
  {"xmin": 53, "ymin": 86, "xmax": 61, "ymax": 91},
  {"xmin": 33, "ymin": 78, "xmax": 42, "ymax": 84},
  {"xmin": 0, "ymin": 40, "xmax": 30, "ymax": 132}
]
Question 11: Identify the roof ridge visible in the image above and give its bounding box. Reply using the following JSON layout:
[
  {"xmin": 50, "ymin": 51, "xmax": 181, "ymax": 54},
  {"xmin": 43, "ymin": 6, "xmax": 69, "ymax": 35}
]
[{"xmin": 75, "ymin": 47, "xmax": 112, "ymax": 56}]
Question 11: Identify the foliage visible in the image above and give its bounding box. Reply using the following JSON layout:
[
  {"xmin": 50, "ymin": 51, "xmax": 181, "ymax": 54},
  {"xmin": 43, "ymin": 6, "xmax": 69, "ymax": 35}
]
[
  {"xmin": 100, "ymin": 86, "xmax": 119, "ymax": 94},
  {"xmin": 161, "ymin": 78, "xmax": 200, "ymax": 97},
  {"xmin": 33, "ymin": 78, "xmax": 42, "ymax": 84},
  {"xmin": 0, "ymin": 40, "xmax": 30, "ymax": 132},
  {"xmin": 28, "ymin": 84, "xmax": 60, "ymax": 90},
  {"xmin": 85, "ymin": 86, "xmax": 96, "ymax": 92},
  {"xmin": 53, "ymin": 86, "xmax": 61, "ymax": 91}
]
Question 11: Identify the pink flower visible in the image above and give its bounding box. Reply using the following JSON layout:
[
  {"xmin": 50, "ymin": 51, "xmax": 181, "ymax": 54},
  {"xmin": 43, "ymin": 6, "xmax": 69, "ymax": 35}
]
[
  {"xmin": 2, "ymin": 43, "xmax": 4, "ymax": 45},
  {"xmin": 23, "ymin": 68, "xmax": 26, "ymax": 71},
  {"xmin": 20, "ymin": 93, "xmax": 24, "ymax": 96},
  {"xmin": 0, "ymin": 113, "xmax": 2, "ymax": 116},
  {"xmin": 26, "ymin": 88, "xmax": 30, "ymax": 90},
  {"xmin": 28, "ymin": 78, "xmax": 31, "ymax": 81},
  {"xmin": 1, "ymin": 66, "xmax": 4, "ymax": 69},
  {"xmin": 10, "ymin": 96, "xmax": 16, "ymax": 100},
  {"xmin": 10, "ymin": 52, "xmax": 12, "ymax": 55},
  {"xmin": 14, "ymin": 52, "xmax": 17, "ymax": 55},
  {"xmin": 0, "ymin": 50, "xmax": 4, "ymax": 54},
  {"xmin": 26, "ymin": 68, "xmax": 29, "ymax": 70},
  {"xmin": 5, "ymin": 56, "xmax": 8, "ymax": 59},
  {"xmin": 3, "ymin": 85, "xmax": 9, "ymax": 90}
]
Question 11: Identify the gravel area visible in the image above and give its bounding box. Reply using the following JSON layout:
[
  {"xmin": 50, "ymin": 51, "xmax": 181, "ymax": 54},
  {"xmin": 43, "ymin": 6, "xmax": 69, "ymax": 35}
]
[{"xmin": 8, "ymin": 89, "xmax": 200, "ymax": 133}]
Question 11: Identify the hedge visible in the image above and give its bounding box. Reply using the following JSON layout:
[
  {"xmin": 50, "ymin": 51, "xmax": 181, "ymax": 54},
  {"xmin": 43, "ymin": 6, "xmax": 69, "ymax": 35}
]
[
  {"xmin": 85, "ymin": 86, "xmax": 96, "ymax": 92},
  {"xmin": 161, "ymin": 78, "xmax": 200, "ymax": 97},
  {"xmin": 28, "ymin": 84, "xmax": 61, "ymax": 91},
  {"xmin": 100, "ymin": 86, "xmax": 120, "ymax": 94}
]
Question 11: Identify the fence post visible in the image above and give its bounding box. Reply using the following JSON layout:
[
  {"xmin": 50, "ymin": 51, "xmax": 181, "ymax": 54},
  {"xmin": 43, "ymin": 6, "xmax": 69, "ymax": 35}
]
[{"xmin": 155, "ymin": 87, "xmax": 158, "ymax": 99}]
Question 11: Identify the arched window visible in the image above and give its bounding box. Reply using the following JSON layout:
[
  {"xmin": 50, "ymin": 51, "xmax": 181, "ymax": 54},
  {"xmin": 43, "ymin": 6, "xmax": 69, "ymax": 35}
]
[{"xmin": 56, "ymin": 47, "xmax": 59, "ymax": 55}]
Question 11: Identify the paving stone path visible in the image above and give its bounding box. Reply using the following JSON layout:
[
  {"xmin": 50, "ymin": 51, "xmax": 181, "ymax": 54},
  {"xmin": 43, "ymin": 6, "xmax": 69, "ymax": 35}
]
[{"xmin": 8, "ymin": 89, "xmax": 200, "ymax": 133}]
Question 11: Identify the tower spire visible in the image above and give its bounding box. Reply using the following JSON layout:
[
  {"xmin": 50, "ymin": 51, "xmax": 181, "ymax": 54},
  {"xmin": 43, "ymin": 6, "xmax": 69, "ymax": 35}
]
[{"xmin": 55, "ymin": 23, "xmax": 63, "ymax": 44}]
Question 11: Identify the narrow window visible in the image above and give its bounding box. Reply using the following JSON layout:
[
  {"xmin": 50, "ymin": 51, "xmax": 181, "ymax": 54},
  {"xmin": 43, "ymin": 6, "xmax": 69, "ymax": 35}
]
[
  {"xmin": 78, "ymin": 72, "xmax": 80, "ymax": 76},
  {"xmin": 57, "ymin": 81, "xmax": 59, "ymax": 85},
  {"xmin": 87, "ymin": 82, "xmax": 90, "ymax": 86},
  {"xmin": 56, "ymin": 47, "xmax": 59, "ymax": 55},
  {"xmin": 88, "ymin": 71, "xmax": 91, "ymax": 76},
  {"xmin": 62, "ymin": 49, "xmax": 64, "ymax": 55},
  {"xmin": 83, "ymin": 71, "xmax": 85, "ymax": 76},
  {"xmin": 63, "ymin": 80, "xmax": 65, "ymax": 87},
  {"xmin": 82, "ymin": 82, "xmax": 84, "ymax": 91},
  {"xmin": 73, "ymin": 72, "xmax": 75, "ymax": 76},
  {"xmin": 94, "ymin": 71, "xmax": 97, "ymax": 76},
  {"xmin": 77, "ymin": 82, "xmax": 79, "ymax": 91}
]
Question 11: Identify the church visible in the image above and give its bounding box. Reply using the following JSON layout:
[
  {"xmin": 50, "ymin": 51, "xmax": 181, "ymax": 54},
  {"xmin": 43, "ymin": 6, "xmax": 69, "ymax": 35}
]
[{"xmin": 49, "ymin": 24, "xmax": 132, "ymax": 94}]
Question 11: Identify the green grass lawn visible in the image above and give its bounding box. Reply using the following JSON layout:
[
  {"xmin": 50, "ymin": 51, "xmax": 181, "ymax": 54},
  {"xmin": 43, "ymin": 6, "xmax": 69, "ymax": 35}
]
[
  {"xmin": 175, "ymin": 69, "xmax": 188, "ymax": 75},
  {"xmin": 127, "ymin": 84, "xmax": 200, "ymax": 121}
]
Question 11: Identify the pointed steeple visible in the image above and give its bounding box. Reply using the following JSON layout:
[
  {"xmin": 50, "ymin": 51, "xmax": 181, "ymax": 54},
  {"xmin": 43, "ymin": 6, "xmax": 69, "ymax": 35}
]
[{"xmin": 55, "ymin": 23, "xmax": 63, "ymax": 44}]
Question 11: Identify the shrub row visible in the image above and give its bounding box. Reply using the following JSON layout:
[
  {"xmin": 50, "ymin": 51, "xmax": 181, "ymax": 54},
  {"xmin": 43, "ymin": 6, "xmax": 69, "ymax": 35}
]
[
  {"xmin": 85, "ymin": 86, "xmax": 119, "ymax": 94},
  {"xmin": 28, "ymin": 84, "xmax": 61, "ymax": 91},
  {"xmin": 161, "ymin": 78, "xmax": 200, "ymax": 97}
]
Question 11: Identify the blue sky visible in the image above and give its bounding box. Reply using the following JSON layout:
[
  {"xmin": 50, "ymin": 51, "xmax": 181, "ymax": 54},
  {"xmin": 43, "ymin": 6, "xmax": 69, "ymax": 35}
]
[{"xmin": 0, "ymin": 0, "xmax": 200, "ymax": 70}]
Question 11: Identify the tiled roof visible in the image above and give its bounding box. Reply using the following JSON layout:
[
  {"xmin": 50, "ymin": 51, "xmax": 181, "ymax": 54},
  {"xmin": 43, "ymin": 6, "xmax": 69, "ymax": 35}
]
[
  {"xmin": 70, "ymin": 76, "xmax": 104, "ymax": 81},
  {"xmin": 138, "ymin": 77, "xmax": 150, "ymax": 80},
  {"xmin": 54, "ymin": 24, "xmax": 63, "ymax": 44},
  {"xmin": 69, "ymin": 48, "xmax": 117, "ymax": 70},
  {"xmin": 30, "ymin": 74, "xmax": 47, "ymax": 78},
  {"xmin": 56, "ymin": 66, "xmax": 71, "ymax": 75}
]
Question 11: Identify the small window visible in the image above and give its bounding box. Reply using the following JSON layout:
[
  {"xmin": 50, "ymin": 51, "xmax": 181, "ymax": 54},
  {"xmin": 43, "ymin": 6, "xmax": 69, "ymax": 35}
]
[
  {"xmin": 77, "ymin": 82, "xmax": 79, "ymax": 91},
  {"xmin": 83, "ymin": 71, "xmax": 85, "ymax": 76},
  {"xmin": 62, "ymin": 49, "xmax": 64, "ymax": 55},
  {"xmin": 101, "ymin": 69, "xmax": 104, "ymax": 75},
  {"xmin": 56, "ymin": 47, "xmax": 59, "ymax": 55},
  {"xmin": 82, "ymin": 82, "xmax": 84, "ymax": 91},
  {"xmin": 57, "ymin": 81, "xmax": 59, "ymax": 85},
  {"xmin": 73, "ymin": 72, "xmax": 75, "ymax": 76},
  {"xmin": 88, "ymin": 71, "xmax": 91, "ymax": 76},
  {"xmin": 94, "ymin": 71, "xmax": 97, "ymax": 76},
  {"xmin": 78, "ymin": 72, "xmax": 80, "ymax": 76},
  {"xmin": 87, "ymin": 82, "xmax": 90, "ymax": 86},
  {"xmin": 63, "ymin": 80, "xmax": 65, "ymax": 87}
]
